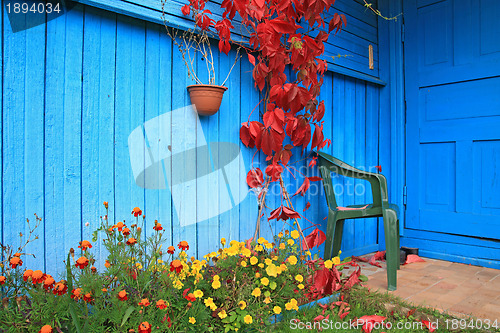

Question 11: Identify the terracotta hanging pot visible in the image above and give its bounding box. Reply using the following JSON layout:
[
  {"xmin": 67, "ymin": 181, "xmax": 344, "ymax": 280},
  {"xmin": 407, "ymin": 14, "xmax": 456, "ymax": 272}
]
[{"xmin": 187, "ymin": 84, "xmax": 228, "ymax": 116}]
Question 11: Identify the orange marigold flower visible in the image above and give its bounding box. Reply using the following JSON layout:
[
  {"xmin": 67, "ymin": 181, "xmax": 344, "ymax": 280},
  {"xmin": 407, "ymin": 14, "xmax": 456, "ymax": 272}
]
[
  {"xmin": 132, "ymin": 207, "xmax": 142, "ymax": 217},
  {"xmin": 10, "ymin": 256, "xmax": 23, "ymax": 269},
  {"xmin": 185, "ymin": 293, "xmax": 196, "ymax": 302},
  {"xmin": 138, "ymin": 298, "xmax": 150, "ymax": 307},
  {"xmin": 153, "ymin": 221, "xmax": 163, "ymax": 231},
  {"xmin": 14, "ymin": 252, "xmax": 21, "ymax": 257},
  {"xmin": 83, "ymin": 292, "xmax": 93, "ymax": 303},
  {"xmin": 39, "ymin": 325, "xmax": 53, "ymax": 333},
  {"xmin": 71, "ymin": 288, "xmax": 82, "ymax": 301},
  {"xmin": 105, "ymin": 260, "xmax": 111, "ymax": 268},
  {"xmin": 138, "ymin": 321, "xmax": 151, "ymax": 333},
  {"xmin": 118, "ymin": 290, "xmax": 128, "ymax": 301},
  {"xmin": 122, "ymin": 227, "xmax": 130, "ymax": 236},
  {"xmin": 43, "ymin": 276, "xmax": 55, "ymax": 291},
  {"xmin": 32, "ymin": 270, "xmax": 45, "ymax": 284},
  {"xmin": 126, "ymin": 238, "xmax": 137, "ymax": 246},
  {"xmin": 156, "ymin": 299, "xmax": 168, "ymax": 309},
  {"xmin": 115, "ymin": 221, "xmax": 125, "ymax": 232},
  {"xmin": 0, "ymin": 276, "xmax": 6, "ymax": 285},
  {"xmin": 167, "ymin": 246, "xmax": 175, "ymax": 254},
  {"xmin": 75, "ymin": 257, "xmax": 89, "ymax": 269},
  {"xmin": 78, "ymin": 240, "xmax": 92, "ymax": 251},
  {"xmin": 170, "ymin": 260, "xmax": 183, "ymax": 274},
  {"xmin": 178, "ymin": 241, "xmax": 189, "ymax": 251},
  {"xmin": 53, "ymin": 281, "xmax": 68, "ymax": 295},
  {"xmin": 91, "ymin": 266, "xmax": 97, "ymax": 273},
  {"xmin": 23, "ymin": 269, "xmax": 34, "ymax": 282},
  {"xmin": 103, "ymin": 201, "xmax": 108, "ymax": 209},
  {"xmin": 101, "ymin": 288, "xmax": 108, "ymax": 293}
]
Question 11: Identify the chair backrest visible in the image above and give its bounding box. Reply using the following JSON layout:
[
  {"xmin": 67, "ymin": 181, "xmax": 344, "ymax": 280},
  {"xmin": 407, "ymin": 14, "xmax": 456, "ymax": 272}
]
[{"xmin": 317, "ymin": 151, "xmax": 387, "ymax": 209}]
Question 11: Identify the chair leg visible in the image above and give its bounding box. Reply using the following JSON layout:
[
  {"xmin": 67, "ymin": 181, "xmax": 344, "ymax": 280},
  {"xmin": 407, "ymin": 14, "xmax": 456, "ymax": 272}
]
[
  {"xmin": 396, "ymin": 219, "xmax": 401, "ymax": 270},
  {"xmin": 383, "ymin": 209, "xmax": 398, "ymax": 291},
  {"xmin": 323, "ymin": 210, "xmax": 344, "ymax": 260}
]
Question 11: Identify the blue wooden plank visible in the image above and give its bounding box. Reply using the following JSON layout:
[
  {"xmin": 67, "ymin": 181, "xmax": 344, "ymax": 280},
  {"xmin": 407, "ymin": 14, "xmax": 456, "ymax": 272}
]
[
  {"xmin": 115, "ymin": 16, "xmax": 146, "ymax": 228},
  {"xmin": 0, "ymin": 8, "xmax": 3, "ymax": 252},
  {"xmin": 23, "ymin": 12, "xmax": 46, "ymax": 270},
  {"xmin": 62, "ymin": 7, "xmax": 84, "ymax": 274},
  {"xmin": 45, "ymin": 10, "xmax": 68, "ymax": 275},
  {"xmin": 196, "ymin": 42, "xmax": 220, "ymax": 256},
  {"xmin": 354, "ymin": 80, "xmax": 366, "ymax": 250},
  {"xmin": 3, "ymin": 10, "xmax": 27, "ymax": 266},
  {"xmin": 238, "ymin": 56, "xmax": 259, "ymax": 244}
]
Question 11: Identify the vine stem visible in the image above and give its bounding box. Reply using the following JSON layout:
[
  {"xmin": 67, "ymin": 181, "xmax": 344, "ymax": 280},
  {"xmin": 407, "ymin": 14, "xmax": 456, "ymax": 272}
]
[
  {"xmin": 253, "ymin": 181, "xmax": 270, "ymax": 241},
  {"xmin": 279, "ymin": 176, "xmax": 313, "ymax": 261}
]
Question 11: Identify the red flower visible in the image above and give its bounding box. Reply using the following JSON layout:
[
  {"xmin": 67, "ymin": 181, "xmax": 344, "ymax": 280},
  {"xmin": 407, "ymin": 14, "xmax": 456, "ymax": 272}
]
[
  {"xmin": 138, "ymin": 321, "xmax": 151, "ymax": 333},
  {"xmin": 178, "ymin": 241, "xmax": 189, "ymax": 251},
  {"xmin": 122, "ymin": 227, "xmax": 130, "ymax": 236},
  {"xmin": 39, "ymin": 325, "xmax": 53, "ymax": 333},
  {"xmin": 43, "ymin": 276, "xmax": 55, "ymax": 291},
  {"xmin": 53, "ymin": 281, "xmax": 68, "ymax": 295},
  {"xmin": 170, "ymin": 260, "xmax": 183, "ymax": 274},
  {"xmin": 115, "ymin": 221, "xmax": 125, "ymax": 231},
  {"xmin": 132, "ymin": 207, "xmax": 142, "ymax": 217},
  {"xmin": 75, "ymin": 257, "xmax": 89, "ymax": 269},
  {"xmin": 31, "ymin": 270, "xmax": 45, "ymax": 284},
  {"xmin": 23, "ymin": 269, "xmax": 33, "ymax": 282},
  {"xmin": 0, "ymin": 276, "xmax": 5, "ymax": 285},
  {"xmin": 71, "ymin": 288, "xmax": 82, "ymax": 301},
  {"xmin": 138, "ymin": 298, "xmax": 150, "ymax": 307},
  {"xmin": 167, "ymin": 246, "xmax": 175, "ymax": 254},
  {"xmin": 83, "ymin": 292, "xmax": 93, "ymax": 303},
  {"xmin": 156, "ymin": 299, "xmax": 168, "ymax": 309},
  {"xmin": 126, "ymin": 238, "xmax": 137, "ymax": 246},
  {"xmin": 153, "ymin": 221, "xmax": 163, "ymax": 231},
  {"xmin": 78, "ymin": 240, "xmax": 92, "ymax": 251},
  {"xmin": 185, "ymin": 293, "xmax": 196, "ymax": 302},
  {"xmin": 118, "ymin": 290, "xmax": 128, "ymax": 301},
  {"xmin": 10, "ymin": 256, "xmax": 23, "ymax": 269}
]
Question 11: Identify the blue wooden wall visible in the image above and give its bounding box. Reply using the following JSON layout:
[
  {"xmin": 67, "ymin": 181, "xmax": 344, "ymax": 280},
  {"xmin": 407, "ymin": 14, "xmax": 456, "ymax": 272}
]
[{"xmin": 1, "ymin": 1, "xmax": 386, "ymax": 275}]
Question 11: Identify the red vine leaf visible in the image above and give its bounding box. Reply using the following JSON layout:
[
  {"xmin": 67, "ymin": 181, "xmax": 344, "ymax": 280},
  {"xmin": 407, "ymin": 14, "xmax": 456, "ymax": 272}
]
[
  {"xmin": 246, "ymin": 168, "xmax": 264, "ymax": 188},
  {"xmin": 302, "ymin": 228, "xmax": 326, "ymax": 249}
]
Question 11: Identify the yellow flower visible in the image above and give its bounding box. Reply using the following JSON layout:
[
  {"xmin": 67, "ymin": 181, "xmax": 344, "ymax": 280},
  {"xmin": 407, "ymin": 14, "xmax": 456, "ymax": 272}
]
[
  {"xmin": 255, "ymin": 272, "xmax": 261, "ymax": 278},
  {"xmin": 204, "ymin": 297, "xmax": 214, "ymax": 307},
  {"xmin": 285, "ymin": 298, "xmax": 298, "ymax": 311},
  {"xmin": 273, "ymin": 306, "xmax": 282, "ymax": 314},
  {"xmin": 193, "ymin": 290, "xmax": 203, "ymax": 298},
  {"xmin": 265, "ymin": 243, "xmax": 272, "ymax": 249},
  {"xmin": 218, "ymin": 310, "xmax": 227, "ymax": 319},
  {"xmin": 278, "ymin": 232, "xmax": 283, "ymax": 238},
  {"xmin": 287, "ymin": 255, "xmax": 297, "ymax": 265},
  {"xmin": 258, "ymin": 263, "xmax": 265, "ymax": 268},
  {"xmin": 213, "ymin": 275, "xmax": 220, "ymax": 280},
  {"xmin": 287, "ymin": 239, "xmax": 294, "ymax": 246},
  {"xmin": 189, "ymin": 317, "xmax": 196, "ymax": 324},
  {"xmin": 251, "ymin": 287, "xmax": 261, "ymax": 297},
  {"xmin": 295, "ymin": 274, "xmax": 303, "ymax": 282},
  {"xmin": 241, "ymin": 260, "xmax": 247, "ymax": 267},
  {"xmin": 290, "ymin": 230, "xmax": 299, "ymax": 239},
  {"xmin": 255, "ymin": 245, "xmax": 264, "ymax": 252},
  {"xmin": 210, "ymin": 304, "xmax": 217, "ymax": 311},
  {"xmin": 221, "ymin": 238, "xmax": 226, "ymax": 246},
  {"xmin": 212, "ymin": 280, "xmax": 221, "ymax": 289},
  {"xmin": 250, "ymin": 256, "xmax": 258, "ymax": 265},
  {"xmin": 279, "ymin": 243, "xmax": 286, "ymax": 250},
  {"xmin": 266, "ymin": 263, "xmax": 278, "ymax": 277},
  {"xmin": 333, "ymin": 256, "xmax": 341, "ymax": 265},
  {"xmin": 244, "ymin": 315, "xmax": 253, "ymax": 324},
  {"xmin": 238, "ymin": 300, "xmax": 246, "ymax": 310},
  {"xmin": 298, "ymin": 283, "xmax": 304, "ymax": 289},
  {"xmin": 280, "ymin": 263, "xmax": 287, "ymax": 272},
  {"xmin": 241, "ymin": 248, "xmax": 251, "ymax": 257},
  {"xmin": 264, "ymin": 297, "xmax": 271, "ymax": 304},
  {"xmin": 257, "ymin": 237, "xmax": 266, "ymax": 244},
  {"xmin": 324, "ymin": 260, "xmax": 333, "ymax": 269},
  {"xmin": 265, "ymin": 258, "xmax": 272, "ymax": 265},
  {"xmin": 261, "ymin": 277, "xmax": 269, "ymax": 286}
]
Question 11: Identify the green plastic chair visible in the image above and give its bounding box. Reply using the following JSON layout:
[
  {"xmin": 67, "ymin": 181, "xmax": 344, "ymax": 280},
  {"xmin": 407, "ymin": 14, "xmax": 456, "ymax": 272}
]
[{"xmin": 316, "ymin": 151, "xmax": 400, "ymax": 291}]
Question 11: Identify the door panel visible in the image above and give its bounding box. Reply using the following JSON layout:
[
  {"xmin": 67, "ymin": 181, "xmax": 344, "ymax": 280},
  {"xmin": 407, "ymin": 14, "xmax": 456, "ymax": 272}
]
[{"xmin": 405, "ymin": 0, "xmax": 500, "ymax": 243}]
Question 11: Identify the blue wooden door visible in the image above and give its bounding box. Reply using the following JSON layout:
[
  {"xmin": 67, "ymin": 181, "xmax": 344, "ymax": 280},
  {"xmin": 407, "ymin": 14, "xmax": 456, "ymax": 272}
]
[{"xmin": 404, "ymin": 0, "xmax": 500, "ymax": 264}]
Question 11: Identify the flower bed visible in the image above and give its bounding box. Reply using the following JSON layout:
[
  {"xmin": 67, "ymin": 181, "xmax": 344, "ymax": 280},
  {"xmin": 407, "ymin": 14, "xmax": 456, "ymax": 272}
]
[{"xmin": 0, "ymin": 204, "xmax": 359, "ymax": 332}]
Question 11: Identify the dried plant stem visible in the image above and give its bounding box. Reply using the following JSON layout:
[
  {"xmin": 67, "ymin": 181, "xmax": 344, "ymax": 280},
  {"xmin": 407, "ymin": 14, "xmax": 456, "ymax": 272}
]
[{"xmin": 253, "ymin": 181, "xmax": 270, "ymax": 241}]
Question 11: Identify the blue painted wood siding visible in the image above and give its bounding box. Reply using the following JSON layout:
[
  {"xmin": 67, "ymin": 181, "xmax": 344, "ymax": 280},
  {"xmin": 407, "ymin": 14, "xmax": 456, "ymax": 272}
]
[{"xmin": 1, "ymin": 2, "xmax": 384, "ymax": 275}]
